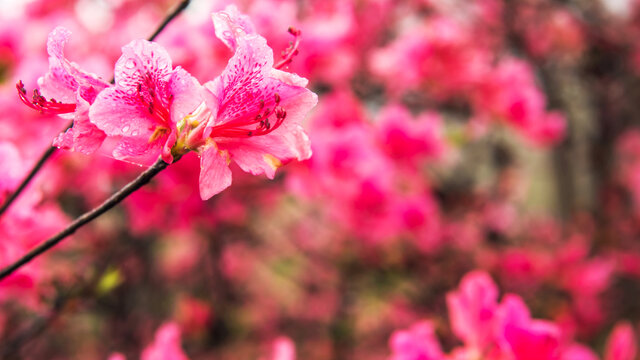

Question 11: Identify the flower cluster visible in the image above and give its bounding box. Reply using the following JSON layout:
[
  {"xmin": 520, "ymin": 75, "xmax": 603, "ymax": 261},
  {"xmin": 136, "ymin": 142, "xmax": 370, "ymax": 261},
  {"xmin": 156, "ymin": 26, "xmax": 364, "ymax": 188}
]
[
  {"xmin": 18, "ymin": 5, "xmax": 316, "ymax": 200},
  {"xmin": 389, "ymin": 271, "xmax": 637, "ymax": 360}
]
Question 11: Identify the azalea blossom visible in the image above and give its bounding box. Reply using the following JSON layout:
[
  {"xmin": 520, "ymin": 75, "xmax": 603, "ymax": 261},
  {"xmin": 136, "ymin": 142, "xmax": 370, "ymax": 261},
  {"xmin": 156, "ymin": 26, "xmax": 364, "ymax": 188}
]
[
  {"xmin": 89, "ymin": 39, "xmax": 202, "ymax": 165},
  {"xmin": 18, "ymin": 26, "xmax": 110, "ymax": 154},
  {"xmin": 389, "ymin": 271, "xmax": 619, "ymax": 360},
  {"xmin": 174, "ymin": 5, "xmax": 316, "ymax": 199},
  {"xmin": 18, "ymin": 6, "xmax": 316, "ymax": 201}
]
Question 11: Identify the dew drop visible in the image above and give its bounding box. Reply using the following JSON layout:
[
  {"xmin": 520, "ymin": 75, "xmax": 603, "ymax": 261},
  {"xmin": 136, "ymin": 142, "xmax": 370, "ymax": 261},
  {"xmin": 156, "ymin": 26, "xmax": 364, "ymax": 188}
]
[{"xmin": 122, "ymin": 125, "xmax": 130, "ymax": 133}]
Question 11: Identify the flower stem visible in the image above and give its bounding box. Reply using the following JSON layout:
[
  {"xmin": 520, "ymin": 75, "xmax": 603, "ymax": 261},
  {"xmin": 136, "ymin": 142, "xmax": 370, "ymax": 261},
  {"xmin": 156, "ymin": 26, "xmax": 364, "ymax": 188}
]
[
  {"xmin": 0, "ymin": 0, "xmax": 191, "ymax": 218},
  {"xmin": 0, "ymin": 158, "xmax": 169, "ymax": 282}
]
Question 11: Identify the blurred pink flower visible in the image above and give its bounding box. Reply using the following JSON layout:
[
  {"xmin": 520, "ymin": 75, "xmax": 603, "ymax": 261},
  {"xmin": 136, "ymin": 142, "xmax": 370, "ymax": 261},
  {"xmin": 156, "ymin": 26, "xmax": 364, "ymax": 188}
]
[
  {"xmin": 605, "ymin": 322, "xmax": 637, "ymax": 360},
  {"xmin": 520, "ymin": 7, "xmax": 585, "ymax": 60},
  {"xmin": 446, "ymin": 270, "xmax": 500, "ymax": 349},
  {"xmin": 376, "ymin": 105, "xmax": 445, "ymax": 167},
  {"xmin": 472, "ymin": 58, "xmax": 566, "ymax": 146},
  {"xmin": 370, "ymin": 17, "xmax": 489, "ymax": 99},
  {"xmin": 389, "ymin": 321, "xmax": 444, "ymax": 360},
  {"xmin": 497, "ymin": 295, "xmax": 561, "ymax": 360},
  {"xmin": 391, "ymin": 271, "xmax": 603, "ymax": 360},
  {"xmin": 141, "ymin": 323, "xmax": 189, "ymax": 360},
  {"xmin": 261, "ymin": 337, "xmax": 297, "ymax": 360}
]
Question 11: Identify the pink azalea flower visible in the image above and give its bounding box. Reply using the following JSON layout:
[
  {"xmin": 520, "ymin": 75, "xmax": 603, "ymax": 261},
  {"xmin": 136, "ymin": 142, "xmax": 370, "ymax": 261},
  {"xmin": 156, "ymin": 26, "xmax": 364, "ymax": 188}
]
[
  {"xmin": 18, "ymin": 26, "xmax": 110, "ymax": 154},
  {"xmin": 179, "ymin": 6, "xmax": 316, "ymax": 199},
  {"xmin": 19, "ymin": 7, "xmax": 316, "ymax": 202},
  {"xmin": 472, "ymin": 58, "xmax": 566, "ymax": 146},
  {"xmin": 109, "ymin": 322, "xmax": 189, "ymax": 360},
  {"xmin": 89, "ymin": 39, "xmax": 202, "ymax": 165},
  {"xmin": 376, "ymin": 105, "xmax": 446, "ymax": 167},
  {"xmin": 394, "ymin": 194, "xmax": 442, "ymax": 253},
  {"xmin": 605, "ymin": 322, "xmax": 637, "ymax": 360},
  {"xmin": 389, "ymin": 321, "xmax": 445, "ymax": 360},
  {"xmin": 261, "ymin": 337, "xmax": 296, "ymax": 360},
  {"xmin": 370, "ymin": 18, "xmax": 490, "ymax": 99},
  {"xmin": 446, "ymin": 270, "xmax": 500, "ymax": 349},
  {"xmin": 560, "ymin": 345, "xmax": 599, "ymax": 360},
  {"xmin": 519, "ymin": 7, "xmax": 585, "ymax": 61},
  {"xmin": 497, "ymin": 295, "xmax": 562, "ymax": 360},
  {"xmin": 392, "ymin": 272, "xmax": 599, "ymax": 360},
  {"xmin": 141, "ymin": 322, "xmax": 189, "ymax": 360}
]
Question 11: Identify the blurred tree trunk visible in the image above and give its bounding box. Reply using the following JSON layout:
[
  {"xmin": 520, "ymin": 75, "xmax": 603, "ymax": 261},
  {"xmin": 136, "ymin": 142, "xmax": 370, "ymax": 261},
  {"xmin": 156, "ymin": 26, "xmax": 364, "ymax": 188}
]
[{"xmin": 541, "ymin": 63, "xmax": 598, "ymax": 218}]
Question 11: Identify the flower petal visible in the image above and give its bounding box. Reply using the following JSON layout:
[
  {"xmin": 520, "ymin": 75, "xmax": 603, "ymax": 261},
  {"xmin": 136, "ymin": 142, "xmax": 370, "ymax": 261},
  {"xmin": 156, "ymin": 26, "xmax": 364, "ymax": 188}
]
[
  {"xmin": 169, "ymin": 66, "xmax": 203, "ymax": 125},
  {"xmin": 112, "ymin": 136, "xmax": 166, "ymax": 166},
  {"xmin": 199, "ymin": 145, "xmax": 232, "ymax": 200},
  {"xmin": 114, "ymin": 39, "xmax": 172, "ymax": 92},
  {"xmin": 207, "ymin": 35, "xmax": 275, "ymax": 127},
  {"xmin": 89, "ymin": 87, "xmax": 156, "ymax": 138},
  {"xmin": 219, "ymin": 122, "xmax": 310, "ymax": 178},
  {"xmin": 54, "ymin": 98, "xmax": 106, "ymax": 154},
  {"xmin": 212, "ymin": 5, "xmax": 257, "ymax": 51},
  {"xmin": 38, "ymin": 26, "xmax": 109, "ymax": 104}
]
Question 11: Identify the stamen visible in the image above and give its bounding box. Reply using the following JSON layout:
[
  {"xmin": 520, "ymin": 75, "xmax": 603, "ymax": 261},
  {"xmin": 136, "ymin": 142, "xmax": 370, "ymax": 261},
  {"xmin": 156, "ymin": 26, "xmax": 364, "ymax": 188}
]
[
  {"xmin": 206, "ymin": 93, "xmax": 288, "ymax": 138},
  {"xmin": 274, "ymin": 27, "xmax": 302, "ymax": 70},
  {"xmin": 16, "ymin": 81, "xmax": 76, "ymax": 115}
]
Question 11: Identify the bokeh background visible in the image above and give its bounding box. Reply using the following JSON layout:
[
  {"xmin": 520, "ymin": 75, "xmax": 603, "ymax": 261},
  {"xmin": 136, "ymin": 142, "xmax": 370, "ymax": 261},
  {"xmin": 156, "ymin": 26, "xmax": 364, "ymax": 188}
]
[{"xmin": 2, "ymin": 0, "xmax": 640, "ymax": 359}]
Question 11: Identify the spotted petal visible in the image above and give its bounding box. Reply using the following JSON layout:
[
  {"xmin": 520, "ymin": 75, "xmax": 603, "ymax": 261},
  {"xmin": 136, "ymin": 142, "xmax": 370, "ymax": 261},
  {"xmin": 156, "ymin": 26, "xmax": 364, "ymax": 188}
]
[
  {"xmin": 212, "ymin": 5, "xmax": 257, "ymax": 51},
  {"xmin": 38, "ymin": 26, "xmax": 109, "ymax": 104}
]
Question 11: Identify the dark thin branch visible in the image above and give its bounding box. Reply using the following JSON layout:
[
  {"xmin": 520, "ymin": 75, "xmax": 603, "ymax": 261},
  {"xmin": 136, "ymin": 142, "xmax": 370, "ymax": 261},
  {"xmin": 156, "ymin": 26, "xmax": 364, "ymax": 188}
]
[
  {"xmin": 0, "ymin": 0, "xmax": 191, "ymax": 218},
  {"xmin": 0, "ymin": 158, "xmax": 170, "ymax": 282},
  {"xmin": 148, "ymin": 0, "xmax": 191, "ymax": 42}
]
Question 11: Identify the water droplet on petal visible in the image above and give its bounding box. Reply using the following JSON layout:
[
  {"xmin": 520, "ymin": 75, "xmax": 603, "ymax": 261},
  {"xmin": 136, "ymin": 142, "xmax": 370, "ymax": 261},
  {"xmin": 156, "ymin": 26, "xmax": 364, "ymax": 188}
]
[{"xmin": 122, "ymin": 125, "xmax": 130, "ymax": 133}]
